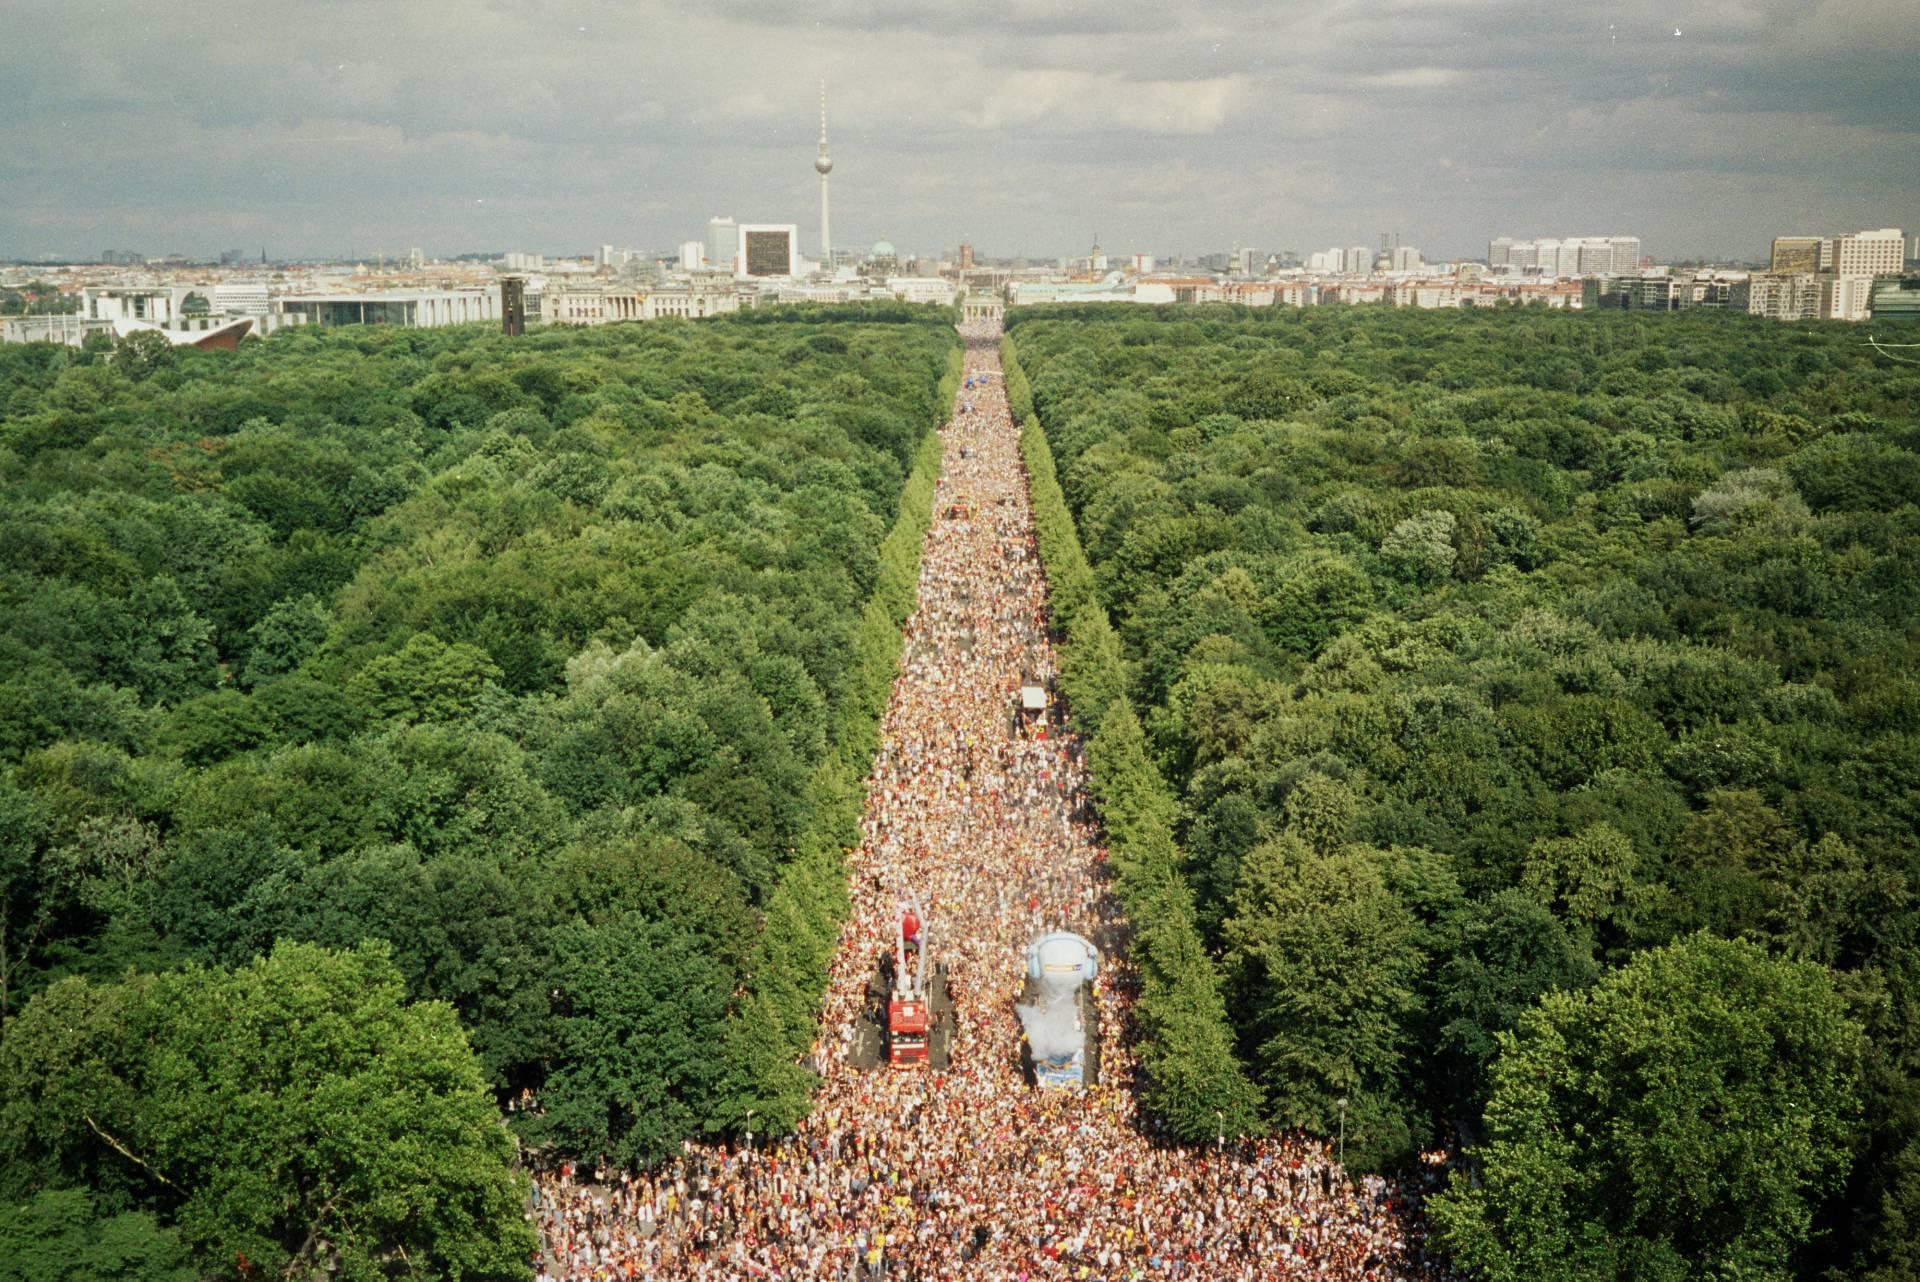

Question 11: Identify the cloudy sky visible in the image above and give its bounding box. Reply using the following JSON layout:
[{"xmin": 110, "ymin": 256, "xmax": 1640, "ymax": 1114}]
[{"xmin": 3, "ymin": 0, "xmax": 1915, "ymax": 263}]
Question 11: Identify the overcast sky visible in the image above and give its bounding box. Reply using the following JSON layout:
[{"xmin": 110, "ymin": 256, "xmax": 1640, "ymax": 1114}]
[{"xmin": 3, "ymin": 0, "xmax": 1915, "ymax": 263}]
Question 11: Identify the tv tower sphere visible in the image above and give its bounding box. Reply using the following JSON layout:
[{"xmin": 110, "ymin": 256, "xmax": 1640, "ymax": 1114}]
[{"xmin": 816, "ymin": 153, "xmax": 833, "ymax": 175}]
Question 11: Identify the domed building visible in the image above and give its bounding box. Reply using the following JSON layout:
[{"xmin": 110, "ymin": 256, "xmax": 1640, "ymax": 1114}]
[{"xmin": 868, "ymin": 237, "xmax": 900, "ymax": 273}]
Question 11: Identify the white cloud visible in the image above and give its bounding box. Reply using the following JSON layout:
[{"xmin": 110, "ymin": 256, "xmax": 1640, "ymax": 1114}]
[
  {"xmin": 1364, "ymin": 67, "xmax": 1467, "ymax": 89},
  {"xmin": 973, "ymin": 72, "xmax": 1249, "ymax": 135}
]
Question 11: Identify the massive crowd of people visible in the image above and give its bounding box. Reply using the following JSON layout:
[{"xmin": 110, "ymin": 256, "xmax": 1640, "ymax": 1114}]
[{"xmin": 530, "ymin": 322, "xmax": 1456, "ymax": 1280}]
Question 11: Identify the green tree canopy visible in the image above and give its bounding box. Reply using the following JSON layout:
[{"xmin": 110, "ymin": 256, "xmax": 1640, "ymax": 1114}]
[
  {"xmin": 1432, "ymin": 933, "xmax": 1865, "ymax": 1282},
  {"xmin": 0, "ymin": 941, "xmax": 536, "ymax": 1281}
]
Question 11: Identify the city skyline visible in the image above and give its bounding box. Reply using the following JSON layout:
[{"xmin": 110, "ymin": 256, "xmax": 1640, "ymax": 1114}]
[{"xmin": 2, "ymin": 0, "xmax": 1915, "ymax": 262}]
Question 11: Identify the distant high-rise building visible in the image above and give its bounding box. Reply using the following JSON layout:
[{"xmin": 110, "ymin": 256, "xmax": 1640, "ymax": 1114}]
[
  {"xmin": 409, "ymin": 247, "xmax": 424, "ymax": 270},
  {"xmin": 1391, "ymin": 246, "xmax": 1423, "ymax": 272},
  {"xmin": 1488, "ymin": 235, "xmax": 1638, "ymax": 276},
  {"xmin": 958, "ymin": 242, "xmax": 975, "ymax": 269},
  {"xmin": 1732, "ymin": 273, "xmax": 1821, "ymax": 321},
  {"xmin": 1819, "ymin": 272, "xmax": 1877, "ymax": 321},
  {"xmin": 500, "ymin": 277, "xmax": 527, "ymax": 336},
  {"xmin": 706, "ymin": 217, "xmax": 738, "ymax": 274},
  {"xmin": 1577, "ymin": 241, "xmax": 1616, "ymax": 274},
  {"xmin": 736, "ymin": 225, "xmax": 799, "ymax": 278},
  {"xmin": 1348, "ymin": 246, "xmax": 1371, "ymax": 275},
  {"xmin": 1829, "ymin": 227, "xmax": 1904, "ymax": 277},
  {"xmin": 1235, "ymin": 247, "xmax": 1260, "ymax": 276},
  {"xmin": 1770, "ymin": 237, "xmax": 1822, "ymax": 274},
  {"xmin": 679, "ymin": 241, "xmax": 704, "ymax": 271}
]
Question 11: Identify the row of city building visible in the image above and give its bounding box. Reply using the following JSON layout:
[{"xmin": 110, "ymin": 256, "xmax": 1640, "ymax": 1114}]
[
  {"xmin": 0, "ymin": 282, "xmax": 502, "ymax": 348},
  {"xmin": 1583, "ymin": 270, "xmax": 1919, "ymax": 322},
  {"xmin": 6, "ymin": 222, "xmax": 1915, "ymax": 348},
  {"xmin": 0, "ymin": 270, "xmax": 957, "ymax": 348},
  {"xmin": 1584, "ymin": 229, "xmax": 1913, "ymax": 322},
  {"xmin": 1487, "ymin": 236, "xmax": 1644, "ymax": 276}
]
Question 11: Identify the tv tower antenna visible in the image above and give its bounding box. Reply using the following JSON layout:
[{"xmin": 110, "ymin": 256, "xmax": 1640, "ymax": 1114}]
[{"xmin": 816, "ymin": 80, "xmax": 834, "ymax": 273}]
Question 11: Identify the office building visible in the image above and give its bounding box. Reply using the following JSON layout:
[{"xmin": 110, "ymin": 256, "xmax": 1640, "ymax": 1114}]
[
  {"xmin": 81, "ymin": 286, "xmax": 196, "ymax": 325},
  {"xmin": 886, "ymin": 277, "xmax": 957, "ymax": 305},
  {"xmin": 1870, "ymin": 275, "xmax": 1920, "ymax": 319},
  {"xmin": 735, "ymin": 224, "xmax": 799, "ymax": 278},
  {"xmin": 1731, "ymin": 274, "xmax": 1821, "ymax": 321},
  {"xmin": 274, "ymin": 288, "xmax": 501, "ymax": 328},
  {"xmin": 705, "ymin": 218, "xmax": 738, "ymax": 274},
  {"xmin": 1584, "ymin": 274, "xmax": 1685, "ymax": 311},
  {"xmin": 1830, "ymin": 228, "xmax": 1904, "ymax": 277},
  {"xmin": 1819, "ymin": 273, "xmax": 1877, "ymax": 322},
  {"xmin": 211, "ymin": 282, "xmax": 270, "ymax": 316},
  {"xmin": 1490, "ymin": 235, "xmax": 1640, "ymax": 276},
  {"xmin": 1771, "ymin": 237, "xmax": 1823, "ymax": 273}
]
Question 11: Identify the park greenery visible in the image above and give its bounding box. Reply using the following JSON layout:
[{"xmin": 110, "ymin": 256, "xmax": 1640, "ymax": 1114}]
[
  {"xmin": 1006, "ymin": 303, "xmax": 1920, "ymax": 1281},
  {"xmin": 0, "ymin": 306, "xmax": 959, "ymax": 1278}
]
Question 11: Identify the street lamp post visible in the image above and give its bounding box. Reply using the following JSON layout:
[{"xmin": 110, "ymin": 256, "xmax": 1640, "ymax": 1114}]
[
  {"xmin": 1216, "ymin": 1110, "xmax": 1224, "ymax": 1151},
  {"xmin": 745, "ymin": 1109, "xmax": 755, "ymax": 1157},
  {"xmin": 1336, "ymin": 1097, "xmax": 1348, "ymax": 1170}
]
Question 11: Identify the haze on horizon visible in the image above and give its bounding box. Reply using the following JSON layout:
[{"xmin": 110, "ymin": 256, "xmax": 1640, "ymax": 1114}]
[{"xmin": 2, "ymin": 0, "xmax": 1915, "ymax": 264}]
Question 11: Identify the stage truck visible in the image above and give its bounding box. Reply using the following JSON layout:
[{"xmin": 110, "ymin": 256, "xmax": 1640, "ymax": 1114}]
[
  {"xmin": 1018, "ymin": 931, "xmax": 1100, "ymax": 1088},
  {"xmin": 850, "ymin": 898, "xmax": 953, "ymax": 1071}
]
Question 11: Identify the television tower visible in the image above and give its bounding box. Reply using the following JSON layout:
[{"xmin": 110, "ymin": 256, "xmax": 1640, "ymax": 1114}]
[{"xmin": 815, "ymin": 80, "xmax": 833, "ymax": 273}]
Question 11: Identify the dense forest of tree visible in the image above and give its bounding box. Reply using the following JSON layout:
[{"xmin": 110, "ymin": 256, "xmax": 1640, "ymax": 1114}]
[
  {"xmin": 1006, "ymin": 304, "xmax": 1920, "ymax": 1281},
  {"xmin": 0, "ymin": 307, "xmax": 959, "ymax": 1277}
]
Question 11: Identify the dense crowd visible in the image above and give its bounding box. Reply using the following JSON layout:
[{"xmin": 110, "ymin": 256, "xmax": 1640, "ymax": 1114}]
[{"xmin": 530, "ymin": 322, "xmax": 1455, "ymax": 1280}]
